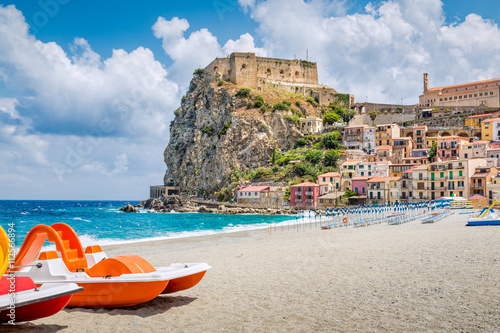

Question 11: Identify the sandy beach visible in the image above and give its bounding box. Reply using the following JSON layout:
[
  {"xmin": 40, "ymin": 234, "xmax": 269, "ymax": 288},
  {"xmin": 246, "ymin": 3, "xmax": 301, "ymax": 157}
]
[{"xmin": 5, "ymin": 212, "xmax": 500, "ymax": 332}]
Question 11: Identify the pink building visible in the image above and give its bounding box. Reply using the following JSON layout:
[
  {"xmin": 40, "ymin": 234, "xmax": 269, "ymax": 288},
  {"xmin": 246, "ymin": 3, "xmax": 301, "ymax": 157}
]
[
  {"xmin": 437, "ymin": 136, "xmax": 469, "ymax": 160},
  {"xmin": 290, "ymin": 182, "xmax": 320, "ymax": 207},
  {"xmin": 351, "ymin": 176, "xmax": 371, "ymax": 195}
]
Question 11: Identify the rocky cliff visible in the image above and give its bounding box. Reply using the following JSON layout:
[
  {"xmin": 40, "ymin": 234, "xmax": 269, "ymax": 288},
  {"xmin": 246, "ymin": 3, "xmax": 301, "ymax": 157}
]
[{"xmin": 163, "ymin": 71, "xmax": 310, "ymax": 197}]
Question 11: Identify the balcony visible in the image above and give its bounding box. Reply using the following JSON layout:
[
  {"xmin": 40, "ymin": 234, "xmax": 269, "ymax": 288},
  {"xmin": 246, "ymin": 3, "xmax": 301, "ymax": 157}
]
[
  {"xmin": 306, "ymin": 191, "xmax": 313, "ymax": 196},
  {"xmin": 306, "ymin": 199, "xmax": 314, "ymax": 203},
  {"xmin": 430, "ymin": 186, "xmax": 447, "ymax": 191},
  {"xmin": 470, "ymin": 184, "xmax": 484, "ymax": 189}
]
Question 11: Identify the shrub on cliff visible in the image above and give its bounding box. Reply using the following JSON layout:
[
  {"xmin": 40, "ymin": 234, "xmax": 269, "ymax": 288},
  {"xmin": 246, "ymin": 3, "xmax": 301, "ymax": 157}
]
[
  {"xmin": 236, "ymin": 87, "xmax": 252, "ymax": 98},
  {"xmin": 295, "ymin": 137, "xmax": 307, "ymax": 148},
  {"xmin": 253, "ymin": 95, "xmax": 264, "ymax": 108},
  {"xmin": 246, "ymin": 102, "xmax": 253, "ymax": 109},
  {"xmin": 201, "ymin": 125, "xmax": 214, "ymax": 135},
  {"xmin": 284, "ymin": 114, "xmax": 300, "ymax": 127},
  {"xmin": 217, "ymin": 80, "xmax": 224, "ymax": 86},
  {"xmin": 217, "ymin": 122, "xmax": 231, "ymax": 136},
  {"xmin": 273, "ymin": 102, "xmax": 290, "ymax": 111},
  {"xmin": 295, "ymin": 100, "xmax": 301, "ymax": 107},
  {"xmin": 306, "ymin": 97, "xmax": 319, "ymax": 107},
  {"xmin": 259, "ymin": 105, "xmax": 268, "ymax": 113},
  {"xmin": 193, "ymin": 68, "xmax": 204, "ymax": 75}
]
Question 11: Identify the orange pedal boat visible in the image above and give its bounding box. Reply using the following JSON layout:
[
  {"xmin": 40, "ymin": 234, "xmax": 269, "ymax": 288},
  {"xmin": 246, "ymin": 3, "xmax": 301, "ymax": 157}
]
[
  {"xmin": 13, "ymin": 223, "xmax": 210, "ymax": 308},
  {"xmin": 0, "ymin": 226, "xmax": 82, "ymax": 323}
]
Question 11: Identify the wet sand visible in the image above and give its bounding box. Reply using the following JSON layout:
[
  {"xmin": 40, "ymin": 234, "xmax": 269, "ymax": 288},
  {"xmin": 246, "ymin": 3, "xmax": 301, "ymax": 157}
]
[{"xmin": 5, "ymin": 212, "xmax": 500, "ymax": 332}]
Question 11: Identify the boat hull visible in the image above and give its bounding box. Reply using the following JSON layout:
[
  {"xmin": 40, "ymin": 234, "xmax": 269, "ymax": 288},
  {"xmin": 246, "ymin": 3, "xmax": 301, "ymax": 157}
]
[
  {"xmin": 467, "ymin": 220, "xmax": 500, "ymax": 226},
  {"xmin": 0, "ymin": 277, "xmax": 81, "ymax": 323},
  {"xmin": 67, "ymin": 280, "xmax": 169, "ymax": 308},
  {"xmin": 161, "ymin": 271, "xmax": 207, "ymax": 294}
]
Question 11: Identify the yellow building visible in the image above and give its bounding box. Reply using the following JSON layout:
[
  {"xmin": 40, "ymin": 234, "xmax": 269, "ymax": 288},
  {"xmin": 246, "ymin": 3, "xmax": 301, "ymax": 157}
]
[
  {"xmin": 480, "ymin": 117, "xmax": 500, "ymax": 141},
  {"xmin": 419, "ymin": 74, "xmax": 500, "ymax": 108},
  {"xmin": 465, "ymin": 112, "xmax": 500, "ymax": 128}
]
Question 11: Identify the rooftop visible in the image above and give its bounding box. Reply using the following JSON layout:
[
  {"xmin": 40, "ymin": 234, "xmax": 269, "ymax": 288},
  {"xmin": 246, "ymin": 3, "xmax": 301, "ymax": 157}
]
[
  {"xmin": 427, "ymin": 77, "xmax": 500, "ymax": 92},
  {"xmin": 237, "ymin": 186, "xmax": 270, "ymax": 192},
  {"xmin": 291, "ymin": 182, "xmax": 319, "ymax": 187}
]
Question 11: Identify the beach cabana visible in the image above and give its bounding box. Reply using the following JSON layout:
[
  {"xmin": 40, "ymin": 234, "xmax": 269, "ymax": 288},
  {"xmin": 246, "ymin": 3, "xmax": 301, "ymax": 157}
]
[{"xmin": 468, "ymin": 194, "xmax": 489, "ymax": 209}]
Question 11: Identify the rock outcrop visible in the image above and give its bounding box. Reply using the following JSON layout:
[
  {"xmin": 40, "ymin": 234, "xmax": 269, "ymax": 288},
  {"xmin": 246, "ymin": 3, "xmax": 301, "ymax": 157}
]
[
  {"xmin": 163, "ymin": 71, "xmax": 303, "ymax": 196},
  {"xmin": 120, "ymin": 204, "xmax": 138, "ymax": 213}
]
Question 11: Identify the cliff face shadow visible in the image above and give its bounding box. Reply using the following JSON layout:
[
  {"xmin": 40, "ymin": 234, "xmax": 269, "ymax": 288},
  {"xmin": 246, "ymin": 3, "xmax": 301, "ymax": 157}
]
[
  {"xmin": 64, "ymin": 295, "xmax": 197, "ymax": 318},
  {"xmin": 0, "ymin": 323, "xmax": 68, "ymax": 333}
]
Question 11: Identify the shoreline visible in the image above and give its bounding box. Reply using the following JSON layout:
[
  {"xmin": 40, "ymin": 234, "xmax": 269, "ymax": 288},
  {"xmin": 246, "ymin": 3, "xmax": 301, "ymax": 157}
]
[{"xmin": 8, "ymin": 212, "xmax": 500, "ymax": 332}]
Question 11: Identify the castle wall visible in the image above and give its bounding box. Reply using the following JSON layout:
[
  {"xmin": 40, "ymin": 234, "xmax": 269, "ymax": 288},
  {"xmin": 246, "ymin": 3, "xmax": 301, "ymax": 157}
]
[
  {"xmin": 204, "ymin": 58, "xmax": 231, "ymax": 81},
  {"xmin": 253, "ymin": 57, "xmax": 318, "ymax": 85},
  {"xmin": 229, "ymin": 53, "xmax": 258, "ymax": 87}
]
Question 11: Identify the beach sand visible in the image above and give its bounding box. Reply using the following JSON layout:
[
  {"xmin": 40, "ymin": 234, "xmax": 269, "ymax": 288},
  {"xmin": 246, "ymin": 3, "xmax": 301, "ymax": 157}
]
[{"xmin": 5, "ymin": 212, "xmax": 500, "ymax": 332}]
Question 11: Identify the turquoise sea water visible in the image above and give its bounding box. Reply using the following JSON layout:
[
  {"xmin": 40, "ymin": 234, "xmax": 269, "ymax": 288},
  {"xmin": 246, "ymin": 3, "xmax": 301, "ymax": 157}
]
[{"xmin": 0, "ymin": 200, "xmax": 296, "ymax": 248}]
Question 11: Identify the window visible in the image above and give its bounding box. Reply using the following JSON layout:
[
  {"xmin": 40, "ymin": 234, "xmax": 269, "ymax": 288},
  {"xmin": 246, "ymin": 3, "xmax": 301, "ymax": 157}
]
[
  {"xmin": 279, "ymin": 69, "xmax": 284, "ymax": 74},
  {"xmin": 242, "ymin": 64, "xmax": 247, "ymax": 69},
  {"xmin": 479, "ymin": 93, "xmax": 483, "ymax": 96},
  {"xmin": 295, "ymin": 71, "xmax": 299, "ymax": 76}
]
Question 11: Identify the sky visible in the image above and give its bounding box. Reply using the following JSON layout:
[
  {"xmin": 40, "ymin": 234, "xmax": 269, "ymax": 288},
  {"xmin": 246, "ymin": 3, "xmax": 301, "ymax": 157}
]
[{"xmin": 0, "ymin": 0, "xmax": 499, "ymax": 200}]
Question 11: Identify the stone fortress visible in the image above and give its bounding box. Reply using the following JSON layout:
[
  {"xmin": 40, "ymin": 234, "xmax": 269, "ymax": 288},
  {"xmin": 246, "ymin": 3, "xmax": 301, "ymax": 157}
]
[{"xmin": 204, "ymin": 52, "xmax": 355, "ymax": 107}]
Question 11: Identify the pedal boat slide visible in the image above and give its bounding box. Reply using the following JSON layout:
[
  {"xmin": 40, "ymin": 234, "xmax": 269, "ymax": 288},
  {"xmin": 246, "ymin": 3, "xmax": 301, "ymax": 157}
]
[
  {"xmin": 12, "ymin": 223, "xmax": 211, "ymax": 308},
  {"xmin": 0, "ymin": 226, "xmax": 82, "ymax": 323}
]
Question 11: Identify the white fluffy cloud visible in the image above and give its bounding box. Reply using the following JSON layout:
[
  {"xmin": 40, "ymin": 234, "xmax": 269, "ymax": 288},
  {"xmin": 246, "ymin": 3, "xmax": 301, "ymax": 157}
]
[
  {"xmin": 247, "ymin": 0, "xmax": 500, "ymax": 103},
  {"xmin": 152, "ymin": 16, "xmax": 267, "ymax": 89}
]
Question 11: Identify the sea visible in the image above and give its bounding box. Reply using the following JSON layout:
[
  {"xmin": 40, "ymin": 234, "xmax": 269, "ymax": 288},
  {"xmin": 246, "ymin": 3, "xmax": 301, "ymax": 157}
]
[{"xmin": 0, "ymin": 200, "xmax": 301, "ymax": 248}]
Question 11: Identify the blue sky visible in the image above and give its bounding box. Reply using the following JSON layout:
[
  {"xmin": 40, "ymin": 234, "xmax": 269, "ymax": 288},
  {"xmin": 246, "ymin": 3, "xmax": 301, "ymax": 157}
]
[{"xmin": 0, "ymin": 0, "xmax": 499, "ymax": 200}]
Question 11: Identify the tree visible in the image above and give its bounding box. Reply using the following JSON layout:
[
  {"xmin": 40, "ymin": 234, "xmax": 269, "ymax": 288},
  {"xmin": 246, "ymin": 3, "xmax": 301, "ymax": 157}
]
[
  {"xmin": 306, "ymin": 150, "xmax": 323, "ymax": 165},
  {"xmin": 236, "ymin": 87, "xmax": 251, "ymax": 98},
  {"xmin": 370, "ymin": 110, "xmax": 378, "ymax": 121},
  {"xmin": 324, "ymin": 150, "xmax": 340, "ymax": 167},
  {"xmin": 321, "ymin": 131, "xmax": 341, "ymax": 149},
  {"xmin": 323, "ymin": 112, "xmax": 340, "ymax": 125},
  {"xmin": 428, "ymin": 141, "xmax": 437, "ymax": 161},
  {"xmin": 295, "ymin": 137, "xmax": 307, "ymax": 148}
]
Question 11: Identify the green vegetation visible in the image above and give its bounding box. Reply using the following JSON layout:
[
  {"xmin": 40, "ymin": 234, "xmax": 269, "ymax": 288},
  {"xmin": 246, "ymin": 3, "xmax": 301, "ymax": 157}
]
[
  {"xmin": 295, "ymin": 137, "xmax": 308, "ymax": 148},
  {"xmin": 201, "ymin": 125, "xmax": 214, "ymax": 135},
  {"xmin": 344, "ymin": 189, "xmax": 359, "ymax": 198},
  {"xmin": 273, "ymin": 102, "xmax": 290, "ymax": 111},
  {"xmin": 193, "ymin": 68, "xmax": 204, "ymax": 75},
  {"xmin": 324, "ymin": 150, "xmax": 340, "ymax": 167},
  {"xmin": 295, "ymin": 100, "xmax": 301, "ymax": 107},
  {"xmin": 306, "ymin": 97, "xmax": 319, "ymax": 107},
  {"xmin": 217, "ymin": 122, "xmax": 231, "ymax": 136},
  {"xmin": 217, "ymin": 80, "xmax": 224, "ymax": 86},
  {"xmin": 305, "ymin": 149, "xmax": 323, "ymax": 164},
  {"xmin": 174, "ymin": 109, "xmax": 180, "ymax": 116},
  {"xmin": 284, "ymin": 114, "xmax": 300, "ymax": 127},
  {"xmin": 236, "ymin": 87, "xmax": 252, "ymax": 98},
  {"xmin": 428, "ymin": 140, "xmax": 437, "ymax": 161},
  {"xmin": 246, "ymin": 102, "xmax": 253, "ymax": 109},
  {"xmin": 323, "ymin": 112, "xmax": 340, "ymax": 124},
  {"xmin": 333, "ymin": 93, "xmax": 350, "ymax": 106},
  {"xmin": 253, "ymin": 95, "xmax": 265, "ymax": 108},
  {"xmin": 321, "ymin": 131, "xmax": 343, "ymax": 149},
  {"xmin": 370, "ymin": 110, "xmax": 378, "ymax": 121},
  {"xmin": 300, "ymin": 60, "xmax": 314, "ymax": 67},
  {"xmin": 260, "ymin": 105, "xmax": 268, "ymax": 112}
]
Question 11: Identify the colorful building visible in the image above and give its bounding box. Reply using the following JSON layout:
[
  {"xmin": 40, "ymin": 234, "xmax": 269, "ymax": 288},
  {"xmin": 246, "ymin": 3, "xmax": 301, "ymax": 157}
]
[
  {"xmin": 419, "ymin": 74, "xmax": 500, "ymax": 108},
  {"xmin": 470, "ymin": 166, "xmax": 498, "ymax": 197},
  {"xmin": 375, "ymin": 124, "xmax": 401, "ymax": 146},
  {"xmin": 317, "ymin": 172, "xmax": 341, "ymax": 195},
  {"xmin": 366, "ymin": 177, "xmax": 390, "ymax": 205},
  {"xmin": 236, "ymin": 186, "xmax": 270, "ymax": 205},
  {"xmin": 351, "ymin": 176, "xmax": 370, "ymax": 196},
  {"xmin": 301, "ymin": 117, "xmax": 323, "ymax": 134},
  {"xmin": 413, "ymin": 125, "xmax": 427, "ymax": 149},
  {"xmin": 290, "ymin": 182, "xmax": 320, "ymax": 207},
  {"xmin": 437, "ymin": 136, "xmax": 469, "ymax": 160},
  {"xmin": 481, "ymin": 117, "xmax": 500, "ymax": 141}
]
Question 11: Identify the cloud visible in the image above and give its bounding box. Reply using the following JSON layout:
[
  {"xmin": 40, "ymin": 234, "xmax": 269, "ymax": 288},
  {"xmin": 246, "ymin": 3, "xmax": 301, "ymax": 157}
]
[
  {"xmin": 0, "ymin": 5, "xmax": 179, "ymax": 138},
  {"xmin": 152, "ymin": 17, "xmax": 266, "ymax": 89},
  {"xmin": 222, "ymin": 33, "xmax": 267, "ymax": 56},
  {"xmin": 246, "ymin": 0, "xmax": 500, "ymax": 103}
]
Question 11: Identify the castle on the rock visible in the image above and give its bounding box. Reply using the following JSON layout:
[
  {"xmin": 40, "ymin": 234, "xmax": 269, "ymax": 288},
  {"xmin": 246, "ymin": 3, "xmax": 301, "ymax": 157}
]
[{"xmin": 204, "ymin": 52, "xmax": 354, "ymax": 107}]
